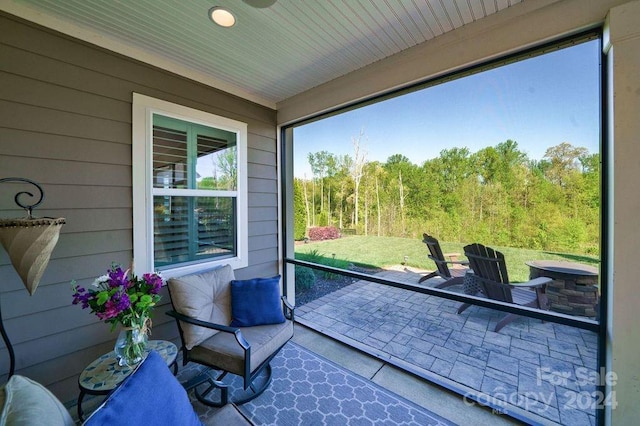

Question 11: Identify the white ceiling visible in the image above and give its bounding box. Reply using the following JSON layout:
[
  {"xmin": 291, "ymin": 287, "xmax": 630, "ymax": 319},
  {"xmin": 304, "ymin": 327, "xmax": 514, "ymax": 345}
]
[{"xmin": 2, "ymin": 0, "xmax": 524, "ymax": 108}]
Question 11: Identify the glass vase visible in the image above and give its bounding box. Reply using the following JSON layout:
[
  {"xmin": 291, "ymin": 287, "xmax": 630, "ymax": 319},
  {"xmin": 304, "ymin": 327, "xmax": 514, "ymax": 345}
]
[{"xmin": 114, "ymin": 325, "xmax": 148, "ymax": 367}]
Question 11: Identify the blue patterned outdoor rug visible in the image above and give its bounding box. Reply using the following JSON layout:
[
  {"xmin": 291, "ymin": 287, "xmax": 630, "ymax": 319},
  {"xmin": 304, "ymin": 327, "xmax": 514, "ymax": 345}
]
[{"xmin": 229, "ymin": 342, "xmax": 454, "ymax": 426}]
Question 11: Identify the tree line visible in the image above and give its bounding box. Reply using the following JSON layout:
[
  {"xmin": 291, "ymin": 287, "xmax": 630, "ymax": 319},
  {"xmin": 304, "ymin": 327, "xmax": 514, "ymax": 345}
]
[{"xmin": 294, "ymin": 137, "xmax": 599, "ymax": 255}]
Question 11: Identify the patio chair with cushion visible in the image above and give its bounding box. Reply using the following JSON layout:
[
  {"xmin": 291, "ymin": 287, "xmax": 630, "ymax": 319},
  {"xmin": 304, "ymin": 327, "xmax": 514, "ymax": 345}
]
[
  {"xmin": 461, "ymin": 243, "xmax": 551, "ymax": 332},
  {"xmin": 418, "ymin": 233, "xmax": 469, "ymax": 288},
  {"xmin": 167, "ymin": 264, "xmax": 294, "ymax": 407}
]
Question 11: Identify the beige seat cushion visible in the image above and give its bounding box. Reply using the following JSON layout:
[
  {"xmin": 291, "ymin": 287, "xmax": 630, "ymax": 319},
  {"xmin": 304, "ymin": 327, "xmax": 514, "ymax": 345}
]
[
  {"xmin": 168, "ymin": 265, "xmax": 235, "ymax": 350},
  {"xmin": 190, "ymin": 320, "xmax": 294, "ymax": 377}
]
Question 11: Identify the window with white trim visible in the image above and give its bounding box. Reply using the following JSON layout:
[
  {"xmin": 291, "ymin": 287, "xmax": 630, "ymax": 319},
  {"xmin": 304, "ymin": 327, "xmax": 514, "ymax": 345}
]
[{"xmin": 132, "ymin": 94, "xmax": 248, "ymax": 277}]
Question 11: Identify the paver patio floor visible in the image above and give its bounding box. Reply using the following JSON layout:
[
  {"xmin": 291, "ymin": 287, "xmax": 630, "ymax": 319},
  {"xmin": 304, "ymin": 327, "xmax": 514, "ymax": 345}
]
[{"xmin": 296, "ymin": 269, "xmax": 599, "ymax": 425}]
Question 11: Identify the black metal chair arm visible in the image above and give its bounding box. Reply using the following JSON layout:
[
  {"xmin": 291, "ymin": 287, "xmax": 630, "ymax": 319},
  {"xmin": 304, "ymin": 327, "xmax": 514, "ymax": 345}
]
[
  {"xmin": 166, "ymin": 310, "xmax": 250, "ymax": 350},
  {"xmin": 281, "ymin": 296, "xmax": 295, "ymax": 321}
]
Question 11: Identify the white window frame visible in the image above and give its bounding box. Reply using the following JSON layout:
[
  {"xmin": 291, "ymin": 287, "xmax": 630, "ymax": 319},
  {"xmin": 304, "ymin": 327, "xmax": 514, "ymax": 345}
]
[{"xmin": 132, "ymin": 93, "xmax": 248, "ymax": 278}]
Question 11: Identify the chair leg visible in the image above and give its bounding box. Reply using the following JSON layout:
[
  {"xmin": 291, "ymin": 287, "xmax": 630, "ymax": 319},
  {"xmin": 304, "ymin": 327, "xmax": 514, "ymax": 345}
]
[
  {"xmin": 434, "ymin": 276, "xmax": 464, "ymax": 289},
  {"xmin": 457, "ymin": 303, "xmax": 471, "ymax": 314},
  {"xmin": 536, "ymin": 288, "xmax": 549, "ymax": 311},
  {"xmin": 234, "ymin": 364, "xmax": 273, "ymax": 405},
  {"xmin": 495, "ymin": 313, "xmax": 518, "ymax": 333},
  {"xmin": 189, "ymin": 364, "xmax": 273, "ymax": 407},
  {"xmin": 189, "ymin": 371, "xmax": 230, "ymax": 408},
  {"xmin": 418, "ymin": 271, "xmax": 438, "ymax": 283}
]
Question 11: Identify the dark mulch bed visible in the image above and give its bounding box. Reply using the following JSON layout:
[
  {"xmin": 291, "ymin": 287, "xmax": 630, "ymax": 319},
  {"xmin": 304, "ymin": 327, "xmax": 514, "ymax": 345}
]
[{"xmin": 295, "ymin": 264, "xmax": 382, "ymax": 306}]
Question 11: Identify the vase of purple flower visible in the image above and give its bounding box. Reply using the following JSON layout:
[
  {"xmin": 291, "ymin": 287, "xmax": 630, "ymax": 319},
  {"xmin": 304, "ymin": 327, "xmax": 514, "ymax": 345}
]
[
  {"xmin": 72, "ymin": 264, "xmax": 163, "ymax": 367},
  {"xmin": 114, "ymin": 320, "xmax": 149, "ymax": 367}
]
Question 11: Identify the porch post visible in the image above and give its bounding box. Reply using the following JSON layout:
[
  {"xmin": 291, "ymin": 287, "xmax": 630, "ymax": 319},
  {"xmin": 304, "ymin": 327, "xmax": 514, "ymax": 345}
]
[{"xmin": 604, "ymin": 1, "xmax": 640, "ymax": 424}]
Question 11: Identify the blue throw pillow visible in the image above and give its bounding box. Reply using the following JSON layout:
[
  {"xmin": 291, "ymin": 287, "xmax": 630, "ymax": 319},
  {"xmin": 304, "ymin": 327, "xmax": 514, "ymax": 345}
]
[
  {"xmin": 84, "ymin": 351, "xmax": 202, "ymax": 426},
  {"xmin": 230, "ymin": 275, "xmax": 286, "ymax": 327}
]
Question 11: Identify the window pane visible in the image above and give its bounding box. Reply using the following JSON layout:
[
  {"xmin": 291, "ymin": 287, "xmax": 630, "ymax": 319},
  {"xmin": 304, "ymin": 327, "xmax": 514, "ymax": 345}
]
[
  {"xmin": 153, "ymin": 195, "xmax": 236, "ymax": 268},
  {"xmin": 196, "ymin": 133, "xmax": 237, "ymax": 190},
  {"xmin": 153, "ymin": 125, "xmax": 187, "ymax": 189},
  {"xmin": 153, "ymin": 114, "xmax": 238, "ymax": 190}
]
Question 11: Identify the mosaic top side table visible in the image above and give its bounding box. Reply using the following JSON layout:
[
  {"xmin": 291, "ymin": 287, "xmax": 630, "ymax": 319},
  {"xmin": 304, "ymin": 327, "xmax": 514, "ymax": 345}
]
[{"xmin": 77, "ymin": 340, "xmax": 178, "ymax": 421}]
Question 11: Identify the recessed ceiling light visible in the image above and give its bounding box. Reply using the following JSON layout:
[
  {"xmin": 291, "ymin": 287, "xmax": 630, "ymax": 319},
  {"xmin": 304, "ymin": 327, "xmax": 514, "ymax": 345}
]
[
  {"xmin": 242, "ymin": 0, "xmax": 276, "ymax": 8},
  {"xmin": 209, "ymin": 6, "xmax": 236, "ymax": 28}
]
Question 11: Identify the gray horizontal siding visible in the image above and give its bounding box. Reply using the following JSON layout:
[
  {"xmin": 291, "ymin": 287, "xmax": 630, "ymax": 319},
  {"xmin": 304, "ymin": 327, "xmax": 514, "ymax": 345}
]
[
  {"xmin": 249, "ymin": 176, "xmax": 278, "ymax": 193},
  {"xmin": 249, "ymin": 193, "xmax": 279, "ymax": 207},
  {"xmin": 249, "ymin": 163, "xmax": 279, "ymax": 181},
  {"xmin": 248, "ymin": 219, "xmax": 278, "ymax": 237},
  {"xmin": 248, "ymin": 144, "xmax": 277, "ymax": 166},
  {"xmin": 0, "ymin": 128, "xmax": 132, "ymax": 164},
  {"xmin": 0, "ymin": 12, "xmax": 278, "ymax": 403}
]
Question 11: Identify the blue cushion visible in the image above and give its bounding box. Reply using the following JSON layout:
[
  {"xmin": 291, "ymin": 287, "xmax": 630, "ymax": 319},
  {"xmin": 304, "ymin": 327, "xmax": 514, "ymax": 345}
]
[
  {"xmin": 230, "ymin": 275, "xmax": 286, "ymax": 327},
  {"xmin": 84, "ymin": 351, "xmax": 202, "ymax": 426}
]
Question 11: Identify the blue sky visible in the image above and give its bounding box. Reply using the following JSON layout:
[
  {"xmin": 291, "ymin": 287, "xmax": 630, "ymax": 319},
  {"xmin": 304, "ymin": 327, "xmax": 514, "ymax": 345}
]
[{"xmin": 293, "ymin": 40, "xmax": 600, "ymax": 178}]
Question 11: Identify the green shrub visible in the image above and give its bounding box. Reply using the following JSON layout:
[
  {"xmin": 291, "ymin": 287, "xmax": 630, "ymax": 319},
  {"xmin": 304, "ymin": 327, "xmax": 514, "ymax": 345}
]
[
  {"xmin": 293, "ymin": 179, "xmax": 307, "ymax": 240},
  {"xmin": 295, "ymin": 249, "xmax": 348, "ymax": 280},
  {"xmin": 295, "ymin": 266, "xmax": 316, "ymax": 292},
  {"xmin": 299, "ymin": 248, "xmax": 323, "ymax": 263}
]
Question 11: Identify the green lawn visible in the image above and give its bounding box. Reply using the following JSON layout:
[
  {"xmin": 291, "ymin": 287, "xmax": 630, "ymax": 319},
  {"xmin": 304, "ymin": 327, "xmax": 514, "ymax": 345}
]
[{"xmin": 295, "ymin": 235, "xmax": 599, "ymax": 283}]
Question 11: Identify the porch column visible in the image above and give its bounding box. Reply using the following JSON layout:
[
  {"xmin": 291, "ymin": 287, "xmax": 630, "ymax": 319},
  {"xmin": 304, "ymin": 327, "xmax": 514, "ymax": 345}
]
[{"xmin": 604, "ymin": 1, "xmax": 640, "ymax": 424}]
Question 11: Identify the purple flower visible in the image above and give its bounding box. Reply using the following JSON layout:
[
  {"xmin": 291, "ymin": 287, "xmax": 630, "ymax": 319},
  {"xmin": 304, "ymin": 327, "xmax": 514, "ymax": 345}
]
[
  {"xmin": 97, "ymin": 291, "xmax": 131, "ymax": 320},
  {"xmin": 72, "ymin": 263, "xmax": 161, "ymax": 327},
  {"xmin": 116, "ymin": 291, "xmax": 131, "ymax": 311},
  {"xmin": 71, "ymin": 286, "xmax": 86, "ymax": 302},
  {"xmin": 143, "ymin": 273, "xmax": 163, "ymax": 294},
  {"xmin": 72, "ymin": 287, "xmax": 91, "ymax": 309},
  {"xmin": 107, "ymin": 266, "xmax": 129, "ymax": 289}
]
